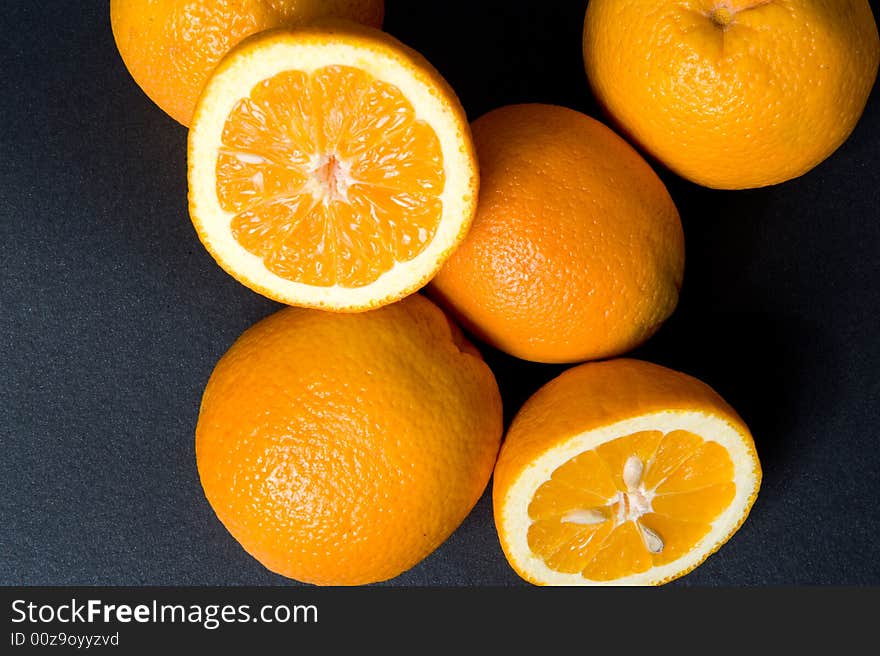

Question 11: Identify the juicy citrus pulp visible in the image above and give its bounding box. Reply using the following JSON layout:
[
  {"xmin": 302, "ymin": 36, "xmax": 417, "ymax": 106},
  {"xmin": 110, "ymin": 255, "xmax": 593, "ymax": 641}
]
[
  {"xmin": 189, "ymin": 24, "xmax": 478, "ymax": 310},
  {"xmin": 493, "ymin": 359, "xmax": 761, "ymax": 586},
  {"xmin": 218, "ymin": 64, "xmax": 444, "ymax": 287},
  {"xmin": 528, "ymin": 428, "xmax": 736, "ymax": 580}
]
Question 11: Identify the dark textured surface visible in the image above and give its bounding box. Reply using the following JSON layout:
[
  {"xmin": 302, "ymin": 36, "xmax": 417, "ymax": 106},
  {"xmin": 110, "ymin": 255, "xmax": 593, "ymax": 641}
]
[{"xmin": 1, "ymin": 0, "xmax": 878, "ymax": 586}]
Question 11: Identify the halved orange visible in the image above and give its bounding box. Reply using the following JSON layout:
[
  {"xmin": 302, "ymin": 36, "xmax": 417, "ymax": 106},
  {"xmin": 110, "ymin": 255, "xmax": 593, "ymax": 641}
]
[
  {"xmin": 188, "ymin": 23, "xmax": 478, "ymax": 311},
  {"xmin": 493, "ymin": 359, "xmax": 761, "ymax": 585}
]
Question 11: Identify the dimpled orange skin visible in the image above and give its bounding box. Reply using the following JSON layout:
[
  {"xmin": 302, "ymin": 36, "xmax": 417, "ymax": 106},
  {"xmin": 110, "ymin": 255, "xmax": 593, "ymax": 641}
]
[
  {"xmin": 583, "ymin": 0, "xmax": 880, "ymax": 190},
  {"xmin": 493, "ymin": 358, "xmax": 762, "ymax": 586},
  {"xmin": 429, "ymin": 104, "xmax": 684, "ymax": 364},
  {"xmin": 195, "ymin": 294, "xmax": 503, "ymax": 586},
  {"xmin": 110, "ymin": 0, "xmax": 385, "ymax": 126}
]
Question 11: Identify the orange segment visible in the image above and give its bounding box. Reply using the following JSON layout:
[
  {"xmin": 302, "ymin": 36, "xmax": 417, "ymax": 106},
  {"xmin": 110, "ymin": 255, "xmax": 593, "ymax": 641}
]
[
  {"xmin": 581, "ymin": 521, "xmax": 653, "ymax": 581},
  {"xmin": 655, "ymin": 441, "xmax": 734, "ymax": 495},
  {"xmin": 216, "ymin": 151, "xmax": 309, "ymax": 214},
  {"xmin": 327, "ymin": 199, "xmax": 393, "ymax": 286},
  {"xmin": 311, "ymin": 65, "xmax": 367, "ymax": 154},
  {"xmin": 350, "ymin": 119, "xmax": 445, "ymax": 192},
  {"xmin": 595, "ymin": 430, "xmax": 663, "ymax": 489},
  {"xmin": 340, "ymin": 79, "xmax": 416, "ymax": 159},
  {"xmin": 652, "ymin": 483, "xmax": 736, "ymax": 524},
  {"xmin": 230, "ymin": 197, "xmax": 323, "ymax": 283},
  {"xmin": 544, "ymin": 523, "xmax": 614, "ymax": 574},
  {"xmin": 215, "ymin": 65, "xmax": 445, "ymax": 289},
  {"xmin": 346, "ymin": 186, "xmax": 442, "ymax": 262},
  {"xmin": 528, "ymin": 481, "xmax": 609, "ymax": 522},
  {"xmin": 528, "ymin": 518, "xmax": 596, "ymax": 562},
  {"xmin": 643, "ymin": 429, "xmax": 704, "ymax": 489},
  {"xmin": 223, "ymin": 71, "xmax": 315, "ymax": 168},
  {"xmin": 638, "ymin": 514, "xmax": 713, "ymax": 567},
  {"xmin": 545, "ymin": 449, "xmax": 618, "ymax": 500}
]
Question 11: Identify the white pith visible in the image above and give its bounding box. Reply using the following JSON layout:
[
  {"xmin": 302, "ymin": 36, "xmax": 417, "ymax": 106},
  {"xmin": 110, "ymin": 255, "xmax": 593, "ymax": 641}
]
[
  {"xmin": 561, "ymin": 454, "xmax": 661, "ymax": 553},
  {"xmin": 189, "ymin": 36, "xmax": 474, "ymax": 309},
  {"xmin": 499, "ymin": 411, "xmax": 760, "ymax": 586},
  {"xmin": 307, "ymin": 152, "xmax": 355, "ymax": 205}
]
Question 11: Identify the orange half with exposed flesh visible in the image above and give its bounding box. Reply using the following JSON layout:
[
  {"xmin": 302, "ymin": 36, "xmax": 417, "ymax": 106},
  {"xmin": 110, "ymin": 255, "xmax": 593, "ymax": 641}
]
[
  {"xmin": 493, "ymin": 359, "xmax": 762, "ymax": 585},
  {"xmin": 188, "ymin": 24, "xmax": 478, "ymax": 311}
]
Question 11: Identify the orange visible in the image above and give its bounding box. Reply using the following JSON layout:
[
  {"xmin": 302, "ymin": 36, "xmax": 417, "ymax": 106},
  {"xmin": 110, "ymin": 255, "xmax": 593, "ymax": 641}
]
[
  {"xmin": 429, "ymin": 104, "xmax": 684, "ymax": 364},
  {"xmin": 110, "ymin": 0, "xmax": 384, "ymax": 126},
  {"xmin": 583, "ymin": 0, "xmax": 880, "ymax": 189},
  {"xmin": 188, "ymin": 25, "xmax": 478, "ymax": 312},
  {"xmin": 493, "ymin": 359, "xmax": 761, "ymax": 586},
  {"xmin": 195, "ymin": 294, "xmax": 503, "ymax": 586}
]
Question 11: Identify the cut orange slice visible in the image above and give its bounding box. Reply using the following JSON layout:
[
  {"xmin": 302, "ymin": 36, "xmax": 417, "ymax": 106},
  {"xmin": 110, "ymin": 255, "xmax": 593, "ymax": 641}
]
[
  {"xmin": 493, "ymin": 359, "xmax": 761, "ymax": 585},
  {"xmin": 188, "ymin": 23, "xmax": 478, "ymax": 311}
]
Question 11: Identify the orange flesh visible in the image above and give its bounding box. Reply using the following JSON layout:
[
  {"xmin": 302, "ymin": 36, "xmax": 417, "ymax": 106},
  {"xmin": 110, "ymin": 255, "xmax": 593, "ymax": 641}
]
[
  {"xmin": 527, "ymin": 430, "xmax": 735, "ymax": 581},
  {"xmin": 216, "ymin": 65, "xmax": 445, "ymax": 287}
]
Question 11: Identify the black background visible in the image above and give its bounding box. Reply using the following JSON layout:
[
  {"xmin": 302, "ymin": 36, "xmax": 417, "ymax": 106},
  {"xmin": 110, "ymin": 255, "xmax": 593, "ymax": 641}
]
[{"xmin": 1, "ymin": 0, "xmax": 878, "ymax": 586}]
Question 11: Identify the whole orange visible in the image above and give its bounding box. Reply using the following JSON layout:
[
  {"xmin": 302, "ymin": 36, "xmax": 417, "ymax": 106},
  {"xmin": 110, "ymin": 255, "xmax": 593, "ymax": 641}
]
[
  {"xmin": 195, "ymin": 294, "xmax": 503, "ymax": 585},
  {"xmin": 110, "ymin": 0, "xmax": 384, "ymax": 126},
  {"xmin": 429, "ymin": 104, "xmax": 684, "ymax": 364},
  {"xmin": 582, "ymin": 0, "xmax": 880, "ymax": 189}
]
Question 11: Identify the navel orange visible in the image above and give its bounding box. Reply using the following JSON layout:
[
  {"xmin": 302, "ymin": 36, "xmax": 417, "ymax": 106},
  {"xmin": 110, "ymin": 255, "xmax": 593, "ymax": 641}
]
[
  {"xmin": 196, "ymin": 294, "xmax": 503, "ymax": 586},
  {"xmin": 429, "ymin": 104, "xmax": 684, "ymax": 364},
  {"xmin": 582, "ymin": 0, "xmax": 880, "ymax": 189},
  {"xmin": 493, "ymin": 359, "xmax": 761, "ymax": 586},
  {"xmin": 110, "ymin": 0, "xmax": 385, "ymax": 126},
  {"xmin": 188, "ymin": 24, "xmax": 478, "ymax": 311}
]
